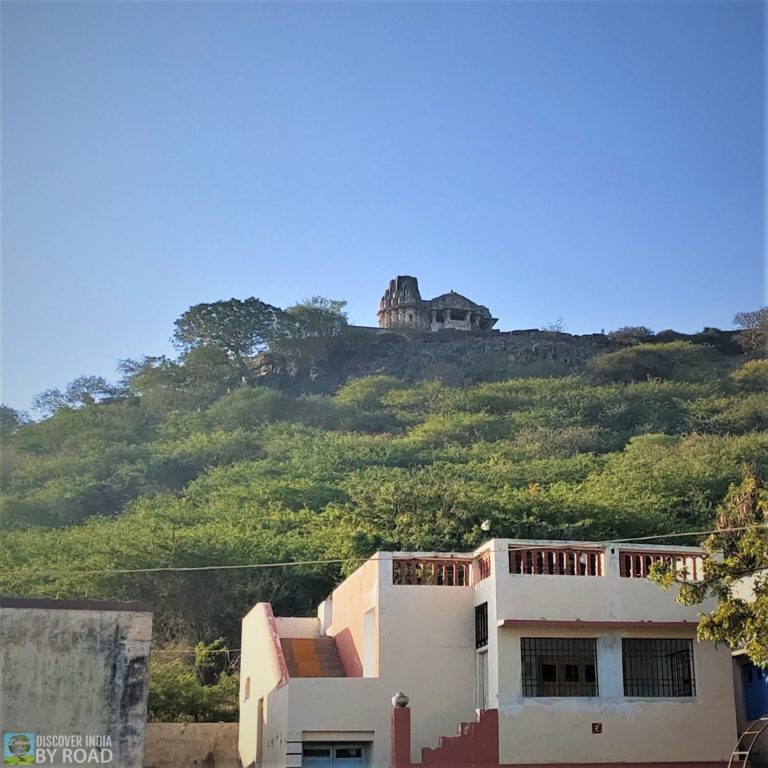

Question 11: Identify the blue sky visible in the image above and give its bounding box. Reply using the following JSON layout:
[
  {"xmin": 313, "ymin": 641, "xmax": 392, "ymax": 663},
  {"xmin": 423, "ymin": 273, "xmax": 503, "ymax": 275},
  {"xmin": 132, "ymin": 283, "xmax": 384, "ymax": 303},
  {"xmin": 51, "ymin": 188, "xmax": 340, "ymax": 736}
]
[{"xmin": 2, "ymin": 0, "xmax": 765, "ymax": 411}]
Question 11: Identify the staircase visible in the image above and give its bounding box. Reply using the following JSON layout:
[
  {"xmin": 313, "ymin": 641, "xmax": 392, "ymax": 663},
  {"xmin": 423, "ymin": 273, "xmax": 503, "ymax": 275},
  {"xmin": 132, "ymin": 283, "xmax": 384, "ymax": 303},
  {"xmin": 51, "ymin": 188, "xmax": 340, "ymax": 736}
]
[
  {"xmin": 420, "ymin": 709, "xmax": 499, "ymax": 766},
  {"xmin": 280, "ymin": 636, "xmax": 345, "ymax": 678}
]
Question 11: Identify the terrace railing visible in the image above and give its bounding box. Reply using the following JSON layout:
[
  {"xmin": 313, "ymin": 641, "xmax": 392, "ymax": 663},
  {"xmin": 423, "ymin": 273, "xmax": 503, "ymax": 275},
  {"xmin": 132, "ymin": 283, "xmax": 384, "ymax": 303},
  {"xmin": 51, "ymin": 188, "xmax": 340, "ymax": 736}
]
[
  {"xmin": 508, "ymin": 546, "xmax": 604, "ymax": 576},
  {"xmin": 474, "ymin": 551, "xmax": 492, "ymax": 584},
  {"xmin": 392, "ymin": 557, "xmax": 472, "ymax": 586},
  {"xmin": 619, "ymin": 550, "xmax": 704, "ymax": 582}
]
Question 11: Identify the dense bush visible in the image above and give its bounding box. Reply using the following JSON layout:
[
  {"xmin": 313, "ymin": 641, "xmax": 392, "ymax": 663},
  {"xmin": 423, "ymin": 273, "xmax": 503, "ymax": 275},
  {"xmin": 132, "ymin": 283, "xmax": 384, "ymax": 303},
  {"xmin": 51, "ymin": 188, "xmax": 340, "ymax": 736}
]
[{"xmin": 1, "ymin": 363, "xmax": 765, "ymax": 654}]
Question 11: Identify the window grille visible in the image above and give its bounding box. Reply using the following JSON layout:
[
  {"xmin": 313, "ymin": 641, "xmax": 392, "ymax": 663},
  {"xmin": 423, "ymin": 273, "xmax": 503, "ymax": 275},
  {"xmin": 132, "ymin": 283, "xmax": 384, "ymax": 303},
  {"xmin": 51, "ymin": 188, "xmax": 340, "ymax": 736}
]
[
  {"xmin": 475, "ymin": 603, "xmax": 489, "ymax": 649},
  {"xmin": 521, "ymin": 638, "xmax": 598, "ymax": 697},
  {"xmin": 622, "ymin": 638, "xmax": 695, "ymax": 697}
]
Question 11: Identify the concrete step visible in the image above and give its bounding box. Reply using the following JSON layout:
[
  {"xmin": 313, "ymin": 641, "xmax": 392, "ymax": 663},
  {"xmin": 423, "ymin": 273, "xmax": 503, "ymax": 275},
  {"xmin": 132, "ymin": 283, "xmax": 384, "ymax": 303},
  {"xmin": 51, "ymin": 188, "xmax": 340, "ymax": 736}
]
[{"xmin": 280, "ymin": 636, "xmax": 346, "ymax": 678}]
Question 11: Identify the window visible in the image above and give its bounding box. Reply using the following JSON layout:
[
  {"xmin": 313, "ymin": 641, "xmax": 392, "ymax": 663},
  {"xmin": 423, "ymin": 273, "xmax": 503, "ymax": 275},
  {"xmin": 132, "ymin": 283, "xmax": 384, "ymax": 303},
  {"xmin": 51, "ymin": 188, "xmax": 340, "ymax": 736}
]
[
  {"xmin": 475, "ymin": 603, "xmax": 488, "ymax": 649},
  {"xmin": 521, "ymin": 638, "xmax": 598, "ymax": 697},
  {"xmin": 302, "ymin": 744, "xmax": 367, "ymax": 766},
  {"xmin": 622, "ymin": 638, "xmax": 695, "ymax": 697},
  {"xmin": 476, "ymin": 650, "xmax": 489, "ymax": 708},
  {"xmin": 301, "ymin": 743, "xmax": 368, "ymax": 768}
]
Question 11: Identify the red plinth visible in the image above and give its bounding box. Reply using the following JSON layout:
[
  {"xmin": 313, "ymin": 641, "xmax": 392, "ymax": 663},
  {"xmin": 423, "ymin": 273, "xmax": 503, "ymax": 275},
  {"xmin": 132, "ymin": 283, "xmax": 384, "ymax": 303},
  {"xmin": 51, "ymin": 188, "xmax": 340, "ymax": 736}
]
[{"xmin": 391, "ymin": 706, "xmax": 412, "ymax": 768}]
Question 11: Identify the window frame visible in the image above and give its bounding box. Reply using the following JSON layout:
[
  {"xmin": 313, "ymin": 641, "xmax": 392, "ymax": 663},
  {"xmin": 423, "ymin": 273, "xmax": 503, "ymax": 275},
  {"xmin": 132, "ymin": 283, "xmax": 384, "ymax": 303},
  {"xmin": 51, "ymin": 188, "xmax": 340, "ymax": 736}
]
[
  {"xmin": 475, "ymin": 603, "xmax": 489, "ymax": 649},
  {"xmin": 520, "ymin": 637, "xmax": 599, "ymax": 698},
  {"xmin": 622, "ymin": 638, "xmax": 696, "ymax": 698}
]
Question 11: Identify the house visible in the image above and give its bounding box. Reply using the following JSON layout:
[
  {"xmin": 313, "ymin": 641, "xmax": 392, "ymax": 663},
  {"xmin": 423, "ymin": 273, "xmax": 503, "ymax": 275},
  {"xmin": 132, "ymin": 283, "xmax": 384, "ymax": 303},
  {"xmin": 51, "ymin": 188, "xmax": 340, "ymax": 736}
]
[
  {"xmin": 0, "ymin": 597, "xmax": 152, "ymax": 768},
  {"xmin": 239, "ymin": 539, "xmax": 738, "ymax": 768}
]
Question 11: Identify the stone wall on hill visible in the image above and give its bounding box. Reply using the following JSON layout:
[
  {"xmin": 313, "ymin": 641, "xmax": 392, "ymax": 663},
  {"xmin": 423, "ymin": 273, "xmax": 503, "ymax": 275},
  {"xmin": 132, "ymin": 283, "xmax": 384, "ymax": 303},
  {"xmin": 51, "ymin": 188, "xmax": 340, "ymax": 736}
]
[{"xmin": 247, "ymin": 327, "xmax": 741, "ymax": 395}]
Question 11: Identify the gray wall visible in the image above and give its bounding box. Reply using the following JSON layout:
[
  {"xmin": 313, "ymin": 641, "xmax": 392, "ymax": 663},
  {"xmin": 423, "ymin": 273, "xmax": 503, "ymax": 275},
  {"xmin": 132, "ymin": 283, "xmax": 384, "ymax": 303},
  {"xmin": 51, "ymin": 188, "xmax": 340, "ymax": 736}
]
[{"xmin": 0, "ymin": 598, "xmax": 152, "ymax": 768}]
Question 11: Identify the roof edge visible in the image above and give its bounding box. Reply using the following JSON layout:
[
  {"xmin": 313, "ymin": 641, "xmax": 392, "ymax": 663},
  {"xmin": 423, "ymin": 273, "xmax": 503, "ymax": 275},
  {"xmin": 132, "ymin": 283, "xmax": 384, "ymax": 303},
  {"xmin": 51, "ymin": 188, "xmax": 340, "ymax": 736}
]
[{"xmin": 0, "ymin": 596, "xmax": 152, "ymax": 613}]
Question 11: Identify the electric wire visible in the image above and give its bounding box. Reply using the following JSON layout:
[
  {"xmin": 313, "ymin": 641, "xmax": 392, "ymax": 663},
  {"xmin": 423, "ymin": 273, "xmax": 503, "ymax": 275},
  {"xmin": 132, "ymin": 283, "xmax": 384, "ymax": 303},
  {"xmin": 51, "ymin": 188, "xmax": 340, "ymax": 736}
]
[{"xmin": 0, "ymin": 524, "xmax": 764, "ymax": 579}]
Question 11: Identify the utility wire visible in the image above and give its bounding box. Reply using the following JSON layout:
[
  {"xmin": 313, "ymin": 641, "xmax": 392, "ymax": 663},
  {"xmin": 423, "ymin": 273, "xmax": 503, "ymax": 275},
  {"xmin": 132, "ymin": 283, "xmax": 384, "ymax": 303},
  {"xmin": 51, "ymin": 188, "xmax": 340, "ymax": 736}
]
[
  {"xmin": 152, "ymin": 648, "xmax": 241, "ymax": 655},
  {"xmin": 0, "ymin": 524, "xmax": 765, "ymax": 579},
  {"xmin": 604, "ymin": 525, "xmax": 766, "ymax": 544},
  {"xmin": 0, "ymin": 557, "xmax": 361, "ymax": 578}
]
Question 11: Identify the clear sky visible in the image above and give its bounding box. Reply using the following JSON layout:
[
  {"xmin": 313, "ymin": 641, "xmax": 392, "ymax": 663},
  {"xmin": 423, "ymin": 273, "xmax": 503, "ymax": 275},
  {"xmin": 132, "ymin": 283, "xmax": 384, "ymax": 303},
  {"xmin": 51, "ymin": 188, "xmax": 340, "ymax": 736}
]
[{"xmin": 2, "ymin": 0, "xmax": 765, "ymax": 412}]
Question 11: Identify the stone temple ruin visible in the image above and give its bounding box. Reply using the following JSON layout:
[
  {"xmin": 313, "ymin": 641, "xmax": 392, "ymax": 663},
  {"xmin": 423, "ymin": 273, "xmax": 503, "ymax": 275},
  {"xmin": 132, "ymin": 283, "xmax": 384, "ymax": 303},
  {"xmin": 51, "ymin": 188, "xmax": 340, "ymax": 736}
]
[{"xmin": 378, "ymin": 276, "xmax": 498, "ymax": 332}]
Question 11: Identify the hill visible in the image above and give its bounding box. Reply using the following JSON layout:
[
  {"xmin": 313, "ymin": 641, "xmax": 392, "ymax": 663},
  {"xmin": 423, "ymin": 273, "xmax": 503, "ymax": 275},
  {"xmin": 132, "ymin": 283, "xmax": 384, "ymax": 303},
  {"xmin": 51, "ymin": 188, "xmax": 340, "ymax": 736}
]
[
  {"xmin": 1, "ymin": 343, "xmax": 766, "ymax": 644},
  {"xmin": 2, "ymin": 308, "xmax": 766, "ymax": 720}
]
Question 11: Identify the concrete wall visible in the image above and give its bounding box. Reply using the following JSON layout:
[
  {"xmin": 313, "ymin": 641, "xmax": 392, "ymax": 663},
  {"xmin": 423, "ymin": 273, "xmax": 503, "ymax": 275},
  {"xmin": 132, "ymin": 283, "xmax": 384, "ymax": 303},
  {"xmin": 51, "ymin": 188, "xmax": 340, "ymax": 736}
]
[
  {"xmin": 143, "ymin": 724, "xmax": 238, "ymax": 768},
  {"xmin": 495, "ymin": 626, "xmax": 737, "ymax": 764},
  {"xmin": 238, "ymin": 604, "xmax": 288, "ymax": 768},
  {"xmin": 0, "ymin": 597, "xmax": 152, "ymax": 768},
  {"xmin": 290, "ymin": 553, "xmax": 477, "ymax": 765},
  {"xmin": 487, "ymin": 539, "xmax": 712, "ymax": 625},
  {"xmin": 260, "ymin": 684, "xmax": 290, "ymax": 768},
  {"xmin": 274, "ymin": 617, "xmax": 321, "ymax": 639},
  {"xmin": 379, "ymin": 576, "xmax": 476, "ymax": 763},
  {"xmin": 328, "ymin": 556, "xmax": 383, "ymax": 677}
]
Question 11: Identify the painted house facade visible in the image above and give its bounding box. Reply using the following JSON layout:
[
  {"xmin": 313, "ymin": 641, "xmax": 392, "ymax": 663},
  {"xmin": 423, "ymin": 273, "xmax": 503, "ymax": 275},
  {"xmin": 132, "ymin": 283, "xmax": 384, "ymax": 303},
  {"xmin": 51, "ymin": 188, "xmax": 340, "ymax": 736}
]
[{"xmin": 239, "ymin": 539, "xmax": 738, "ymax": 768}]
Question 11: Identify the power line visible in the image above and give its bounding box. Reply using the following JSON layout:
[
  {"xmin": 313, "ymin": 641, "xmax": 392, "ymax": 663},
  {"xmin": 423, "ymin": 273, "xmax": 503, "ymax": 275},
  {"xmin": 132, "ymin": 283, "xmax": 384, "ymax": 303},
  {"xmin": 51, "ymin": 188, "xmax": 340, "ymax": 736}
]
[
  {"xmin": 605, "ymin": 525, "xmax": 766, "ymax": 544},
  {"xmin": 0, "ymin": 524, "xmax": 764, "ymax": 580},
  {"xmin": 151, "ymin": 648, "xmax": 241, "ymax": 655},
  {"xmin": 0, "ymin": 557, "xmax": 361, "ymax": 579}
]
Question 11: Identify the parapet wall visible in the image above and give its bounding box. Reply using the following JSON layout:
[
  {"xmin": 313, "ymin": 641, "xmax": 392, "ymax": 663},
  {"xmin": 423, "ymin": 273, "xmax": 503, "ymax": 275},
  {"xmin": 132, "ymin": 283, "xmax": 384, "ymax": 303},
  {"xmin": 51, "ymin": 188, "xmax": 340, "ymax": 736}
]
[{"xmin": 143, "ymin": 723, "xmax": 239, "ymax": 768}]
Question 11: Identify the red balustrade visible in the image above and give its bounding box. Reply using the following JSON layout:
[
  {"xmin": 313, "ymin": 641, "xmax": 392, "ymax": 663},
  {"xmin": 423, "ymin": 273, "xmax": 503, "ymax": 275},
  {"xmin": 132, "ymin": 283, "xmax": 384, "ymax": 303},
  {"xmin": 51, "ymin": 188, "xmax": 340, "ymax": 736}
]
[
  {"xmin": 619, "ymin": 550, "xmax": 704, "ymax": 581},
  {"xmin": 475, "ymin": 551, "xmax": 492, "ymax": 583},
  {"xmin": 508, "ymin": 546, "xmax": 603, "ymax": 576},
  {"xmin": 392, "ymin": 558, "xmax": 471, "ymax": 586}
]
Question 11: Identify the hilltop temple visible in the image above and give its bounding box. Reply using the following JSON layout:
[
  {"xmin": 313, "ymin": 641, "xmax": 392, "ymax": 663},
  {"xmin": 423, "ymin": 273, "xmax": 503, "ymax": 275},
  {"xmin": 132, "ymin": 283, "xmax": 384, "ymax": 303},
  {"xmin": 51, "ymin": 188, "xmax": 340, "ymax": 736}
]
[{"xmin": 377, "ymin": 275, "xmax": 497, "ymax": 332}]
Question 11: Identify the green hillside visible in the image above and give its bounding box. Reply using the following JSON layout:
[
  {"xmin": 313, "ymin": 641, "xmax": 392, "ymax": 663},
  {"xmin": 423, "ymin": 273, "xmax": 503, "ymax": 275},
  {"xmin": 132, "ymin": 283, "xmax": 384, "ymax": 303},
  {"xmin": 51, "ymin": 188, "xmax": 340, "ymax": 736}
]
[{"xmin": 2, "ymin": 354, "xmax": 767, "ymax": 646}]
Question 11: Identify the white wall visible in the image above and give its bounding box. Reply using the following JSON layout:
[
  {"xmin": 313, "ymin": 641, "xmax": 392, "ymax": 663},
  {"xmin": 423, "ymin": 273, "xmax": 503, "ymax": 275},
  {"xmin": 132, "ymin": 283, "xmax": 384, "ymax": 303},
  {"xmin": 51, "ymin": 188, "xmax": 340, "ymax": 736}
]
[
  {"xmin": 260, "ymin": 685, "xmax": 290, "ymax": 768},
  {"xmin": 274, "ymin": 617, "xmax": 321, "ymax": 639},
  {"xmin": 495, "ymin": 626, "xmax": 738, "ymax": 764},
  {"xmin": 267, "ymin": 554, "xmax": 478, "ymax": 765},
  {"xmin": 239, "ymin": 604, "xmax": 289, "ymax": 768},
  {"xmin": 378, "ymin": 581, "xmax": 477, "ymax": 762}
]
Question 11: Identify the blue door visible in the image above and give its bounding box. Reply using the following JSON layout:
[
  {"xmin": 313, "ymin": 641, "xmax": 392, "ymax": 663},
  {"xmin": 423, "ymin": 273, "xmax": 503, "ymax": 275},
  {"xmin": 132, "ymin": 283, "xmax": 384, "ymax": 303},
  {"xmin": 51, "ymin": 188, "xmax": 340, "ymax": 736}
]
[{"xmin": 744, "ymin": 662, "xmax": 768, "ymax": 720}]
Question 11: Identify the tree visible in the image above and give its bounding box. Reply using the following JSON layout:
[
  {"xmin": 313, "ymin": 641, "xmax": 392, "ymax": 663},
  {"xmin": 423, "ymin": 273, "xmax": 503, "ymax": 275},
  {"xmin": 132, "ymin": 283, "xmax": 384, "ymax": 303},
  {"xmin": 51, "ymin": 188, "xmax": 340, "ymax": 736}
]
[
  {"xmin": 147, "ymin": 639, "xmax": 238, "ymax": 722},
  {"xmin": 0, "ymin": 405, "xmax": 28, "ymax": 437},
  {"xmin": 31, "ymin": 376, "xmax": 122, "ymax": 418},
  {"xmin": 734, "ymin": 307, "xmax": 768, "ymax": 358},
  {"xmin": 651, "ymin": 471, "xmax": 768, "ymax": 665},
  {"xmin": 173, "ymin": 298, "xmax": 284, "ymax": 382},
  {"xmin": 541, "ymin": 317, "xmax": 566, "ymax": 333},
  {"xmin": 607, "ymin": 326, "xmax": 654, "ymax": 344},
  {"xmin": 281, "ymin": 296, "xmax": 348, "ymax": 339}
]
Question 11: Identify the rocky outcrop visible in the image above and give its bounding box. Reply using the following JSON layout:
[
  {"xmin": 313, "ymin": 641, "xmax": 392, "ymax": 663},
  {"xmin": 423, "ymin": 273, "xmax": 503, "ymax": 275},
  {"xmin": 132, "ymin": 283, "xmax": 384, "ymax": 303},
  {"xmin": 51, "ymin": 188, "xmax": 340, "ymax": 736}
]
[
  {"xmin": 247, "ymin": 328, "xmax": 603, "ymax": 395},
  {"xmin": 247, "ymin": 326, "xmax": 742, "ymax": 395}
]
